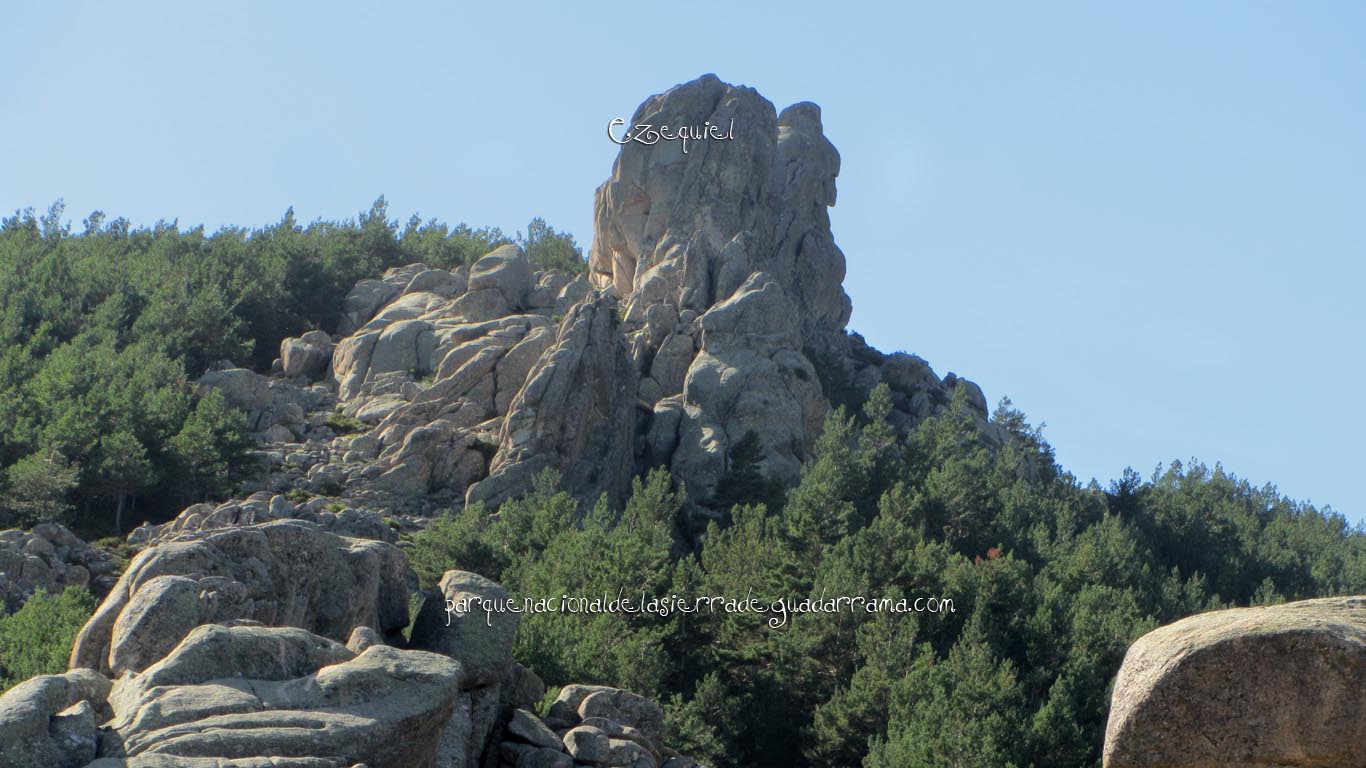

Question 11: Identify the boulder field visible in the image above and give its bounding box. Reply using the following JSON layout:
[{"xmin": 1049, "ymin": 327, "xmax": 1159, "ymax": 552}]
[{"xmin": 0, "ymin": 516, "xmax": 700, "ymax": 768}]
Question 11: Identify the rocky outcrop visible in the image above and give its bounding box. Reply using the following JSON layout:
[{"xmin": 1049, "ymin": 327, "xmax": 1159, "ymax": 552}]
[
  {"xmin": 299, "ymin": 249, "xmax": 586, "ymax": 509},
  {"xmin": 93, "ymin": 625, "xmax": 461, "ymax": 768},
  {"xmin": 0, "ymin": 668, "xmax": 110, "ymax": 768},
  {"xmin": 518, "ymin": 684, "xmax": 686, "ymax": 768},
  {"xmin": 128, "ymin": 491, "xmax": 396, "ymax": 547},
  {"xmin": 181, "ymin": 76, "xmax": 995, "ymax": 527},
  {"xmin": 410, "ymin": 569, "xmax": 520, "ymax": 687},
  {"xmin": 1, "ymin": 544, "xmax": 705, "ymax": 768},
  {"xmin": 648, "ymin": 273, "xmax": 826, "ymax": 508},
  {"xmin": 1103, "ymin": 595, "xmax": 1366, "ymax": 768},
  {"xmin": 280, "ymin": 329, "xmax": 335, "ymax": 380},
  {"xmin": 590, "ymin": 75, "xmax": 993, "ymax": 523},
  {"xmin": 403, "ymin": 569, "xmax": 704, "ymax": 768},
  {"xmin": 590, "ymin": 74, "xmax": 850, "ymax": 343},
  {"xmin": 198, "ymin": 366, "xmax": 332, "ymax": 441},
  {"xmin": 466, "ymin": 293, "xmax": 639, "ymax": 510},
  {"xmin": 0, "ymin": 523, "xmax": 117, "ymax": 614},
  {"xmin": 71, "ymin": 520, "xmax": 410, "ymax": 676}
]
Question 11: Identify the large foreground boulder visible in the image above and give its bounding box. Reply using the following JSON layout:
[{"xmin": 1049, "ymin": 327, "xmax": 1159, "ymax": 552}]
[
  {"xmin": 1103, "ymin": 595, "xmax": 1366, "ymax": 768},
  {"xmin": 92, "ymin": 624, "xmax": 462, "ymax": 768},
  {"xmin": 70, "ymin": 520, "xmax": 411, "ymax": 676}
]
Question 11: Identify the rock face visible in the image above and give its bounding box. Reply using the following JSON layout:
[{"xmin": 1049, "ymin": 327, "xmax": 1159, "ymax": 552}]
[
  {"xmin": 70, "ymin": 520, "xmax": 410, "ymax": 676},
  {"xmin": 589, "ymin": 74, "xmax": 993, "ymax": 524},
  {"xmin": 590, "ymin": 74, "xmax": 850, "ymax": 342},
  {"xmin": 199, "ymin": 366, "xmax": 332, "ymax": 439},
  {"xmin": 1103, "ymin": 595, "xmax": 1366, "ymax": 768},
  {"xmin": 466, "ymin": 293, "xmax": 639, "ymax": 510},
  {"xmin": 182, "ymin": 75, "xmax": 993, "ymax": 532},
  {"xmin": 303, "ymin": 250, "xmax": 581, "ymax": 510},
  {"xmin": 0, "ymin": 522, "xmax": 117, "ymax": 614},
  {"xmin": 0, "ymin": 668, "xmax": 110, "ymax": 768},
  {"xmin": 406, "ymin": 570, "xmax": 701, "ymax": 768},
  {"xmin": 410, "ymin": 569, "xmax": 520, "ymax": 687},
  {"xmin": 94, "ymin": 625, "xmax": 461, "ymax": 768},
  {"xmin": 0, "ymin": 557, "xmax": 702, "ymax": 768},
  {"xmin": 280, "ymin": 329, "xmax": 335, "ymax": 379},
  {"xmin": 129, "ymin": 491, "xmax": 397, "ymax": 547},
  {"xmin": 649, "ymin": 273, "xmax": 826, "ymax": 507}
]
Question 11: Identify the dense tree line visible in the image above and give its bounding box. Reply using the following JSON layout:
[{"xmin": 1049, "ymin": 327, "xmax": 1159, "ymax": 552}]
[
  {"xmin": 411, "ymin": 384, "xmax": 1366, "ymax": 768},
  {"xmin": 0, "ymin": 201, "xmax": 583, "ymax": 533}
]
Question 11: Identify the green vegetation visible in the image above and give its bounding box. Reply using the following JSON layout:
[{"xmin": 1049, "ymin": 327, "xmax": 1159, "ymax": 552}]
[
  {"xmin": 0, "ymin": 201, "xmax": 582, "ymax": 534},
  {"xmin": 518, "ymin": 216, "xmax": 586, "ymax": 275},
  {"xmin": 4, "ymin": 200, "xmax": 1358, "ymax": 764},
  {"xmin": 285, "ymin": 488, "xmax": 313, "ymax": 505},
  {"xmin": 411, "ymin": 383, "xmax": 1366, "ymax": 768},
  {"xmin": 0, "ymin": 586, "xmax": 98, "ymax": 692},
  {"xmin": 325, "ymin": 412, "xmax": 367, "ymax": 435}
]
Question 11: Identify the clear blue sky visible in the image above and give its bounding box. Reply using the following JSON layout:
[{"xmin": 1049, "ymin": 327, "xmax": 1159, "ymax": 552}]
[{"xmin": 4, "ymin": 2, "xmax": 1363, "ymax": 525}]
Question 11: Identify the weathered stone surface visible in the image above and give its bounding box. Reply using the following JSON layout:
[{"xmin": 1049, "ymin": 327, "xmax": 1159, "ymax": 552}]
[
  {"xmin": 1103, "ymin": 595, "xmax": 1366, "ymax": 768},
  {"xmin": 71, "ymin": 520, "xmax": 410, "ymax": 676},
  {"xmin": 336, "ymin": 265, "xmax": 425, "ymax": 336},
  {"xmin": 466, "ymin": 293, "xmax": 637, "ymax": 510},
  {"xmin": 526, "ymin": 271, "xmax": 571, "ymax": 309},
  {"xmin": 282, "ymin": 330, "xmax": 335, "ymax": 379},
  {"xmin": 364, "ymin": 419, "xmax": 484, "ymax": 495},
  {"xmin": 563, "ymin": 725, "xmax": 611, "ymax": 764},
  {"xmin": 467, "ymin": 684, "xmax": 503, "ymax": 767},
  {"xmin": 500, "ymin": 663, "xmax": 547, "ymax": 710},
  {"xmin": 134, "ymin": 494, "xmax": 396, "ymax": 547},
  {"xmin": 582, "ymin": 75, "xmax": 994, "ymax": 524},
  {"xmin": 0, "ymin": 522, "xmax": 115, "ymax": 614},
  {"xmin": 506, "ymin": 707, "xmax": 562, "ymax": 749},
  {"xmin": 410, "ymin": 569, "xmax": 520, "ymax": 687},
  {"xmin": 433, "ymin": 689, "xmax": 473, "ymax": 768},
  {"xmin": 406, "ymin": 267, "xmax": 466, "ymax": 297},
  {"xmin": 347, "ymin": 625, "xmax": 384, "ymax": 653},
  {"xmin": 590, "ymin": 74, "xmax": 849, "ymax": 340},
  {"xmin": 468, "ymin": 244, "xmax": 534, "ymax": 309},
  {"xmin": 607, "ymin": 738, "xmax": 657, "ymax": 768},
  {"xmin": 97, "ymin": 624, "xmax": 461, "ymax": 768},
  {"xmin": 198, "ymin": 367, "xmax": 327, "ymax": 435},
  {"xmin": 549, "ymin": 684, "xmax": 615, "ymax": 722},
  {"xmin": 578, "ymin": 689, "xmax": 666, "ymax": 745},
  {"xmin": 580, "ymin": 717, "xmax": 653, "ymax": 753},
  {"xmin": 199, "ymin": 367, "xmax": 271, "ymax": 412},
  {"xmin": 232, "ymin": 79, "xmax": 996, "ymax": 521},
  {"xmin": 0, "ymin": 668, "xmax": 110, "ymax": 768},
  {"xmin": 666, "ymin": 273, "xmax": 826, "ymax": 504}
]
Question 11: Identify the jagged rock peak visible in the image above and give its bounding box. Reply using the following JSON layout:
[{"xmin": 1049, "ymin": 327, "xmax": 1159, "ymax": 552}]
[
  {"xmin": 590, "ymin": 74, "xmax": 852, "ymax": 341},
  {"xmin": 183, "ymin": 76, "xmax": 993, "ymax": 522}
]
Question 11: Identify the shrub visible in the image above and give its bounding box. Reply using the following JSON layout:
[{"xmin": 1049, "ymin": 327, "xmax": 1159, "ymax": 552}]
[
  {"xmin": 325, "ymin": 413, "xmax": 367, "ymax": 435},
  {"xmin": 0, "ymin": 586, "xmax": 98, "ymax": 693}
]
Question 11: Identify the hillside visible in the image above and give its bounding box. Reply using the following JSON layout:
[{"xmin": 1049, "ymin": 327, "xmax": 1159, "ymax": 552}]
[{"xmin": 1, "ymin": 75, "xmax": 1363, "ymax": 768}]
